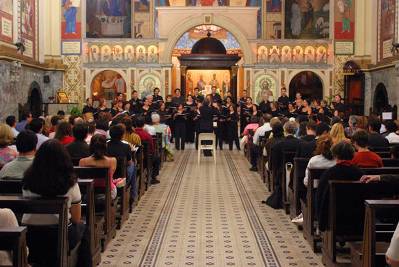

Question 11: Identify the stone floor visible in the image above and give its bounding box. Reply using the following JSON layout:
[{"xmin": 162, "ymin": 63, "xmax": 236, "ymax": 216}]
[{"xmin": 100, "ymin": 148, "xmax": 323, "ymax": 267}]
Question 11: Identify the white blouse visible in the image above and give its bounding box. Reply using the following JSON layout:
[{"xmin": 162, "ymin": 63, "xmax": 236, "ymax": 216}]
[{"xmin": 304, "ymin": 155, "xmax": 336, "ymax": 187}]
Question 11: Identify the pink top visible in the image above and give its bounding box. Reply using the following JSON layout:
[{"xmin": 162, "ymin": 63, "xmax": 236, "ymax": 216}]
[
  {"xmin": 243, "ymin": 123, "xmax": 259, "ymax": 136},
  {"xmin": 0, "ymin": 147, "xmax": 17, "ymax": 169}
]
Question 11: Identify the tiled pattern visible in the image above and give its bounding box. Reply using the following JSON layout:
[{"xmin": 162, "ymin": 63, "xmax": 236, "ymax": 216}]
[{"xmin": 100, "ymin": 149, "xmax": 323, "ymax": 267}]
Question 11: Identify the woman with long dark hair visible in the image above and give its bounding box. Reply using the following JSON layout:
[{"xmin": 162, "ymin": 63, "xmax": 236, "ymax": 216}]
[
  {"xmin": 226, "ymin": 104, "xmax": 240, "ymax": 150},
  {"xmin": 54, "ymin": 121, "xmax": 74, "ymax": 145},
  {"xmin": 22, "ymin": 139, "xmax": 91, "ymax": 266}
]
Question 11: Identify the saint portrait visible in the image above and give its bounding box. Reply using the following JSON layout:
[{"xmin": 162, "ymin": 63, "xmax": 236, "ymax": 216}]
[
  {"xmin": 255, "ymin": 75, "xmax": 276, "ymax": 104},
  {"xmin": 89, "ymin": 45, "xmax": 100, "ymax": 62},
  {"xmin": 269, "ymin": 46, "xmax": 280, "ymax": 63},
  {"xmin": 334, "ymin": 0, "xmax": 354, "ymax": 40},
  {"xmin": 257, "ymin": 46, "xmax": 268, "ymax": 63},
  {"xmin": 281, "ymin": 46, "xmax": 292, "ymax": 63},
  {"xmin": 21, "ymin": 0, "xmax": 35, "ymax": 37},
  {"xmin": 124, "ymin": 45, "xmax": 135, "ymax": 62},
  {"xmin": 61, "ymin": 0, "xmax": 81, "ymax": 39},
  {"xmin": 316, "ymin": 46, "xmax": 327, "ymax": 63},
  {"xmin": 147, "ymin": 45, "xmax": 158, "ymax": 63},
  {"xmin": 304, "ymin": 46, "xmax": 315, "ymax": 63},
  {"xmin": 136, "ymin": 46, "xmax": 146, "ymax": 63},
  {"xmin": 101, "ymin": 45, "xmax": 112, "ymax": 62},
  {"xmin": 91, "ymin": 70, "xmax": 126, "ymax": 100},
  {"xmin": 112, "ymin": 45, "xmax": 124, "ymax": 61},
  {"xmin": 292, "ymin": 46, "xmax": 304, "ymax": 63}
]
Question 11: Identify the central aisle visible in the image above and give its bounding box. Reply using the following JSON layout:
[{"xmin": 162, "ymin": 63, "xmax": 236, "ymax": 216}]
[{"xmin": 100, "ymin": 149, "xmax": 323, "ymax": 266}]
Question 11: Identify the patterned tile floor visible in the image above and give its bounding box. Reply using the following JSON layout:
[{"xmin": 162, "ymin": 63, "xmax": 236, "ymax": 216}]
[{"xmin": 100, "ymin": 148, "xmax": 323, "ymax": 267}]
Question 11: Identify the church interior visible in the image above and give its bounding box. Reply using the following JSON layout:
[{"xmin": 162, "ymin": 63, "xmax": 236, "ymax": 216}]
[{"xmin": 1, "ymin": 0, "xmax": 399, "ymax": 266}]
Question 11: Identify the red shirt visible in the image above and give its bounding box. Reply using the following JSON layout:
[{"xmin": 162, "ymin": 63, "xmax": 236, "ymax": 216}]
[
  {"xmin": 351, "ymin": 151, "xmax": 383, "ymax": 168},
  {"xmin": 60, "ymin": 136, "xmax": 75, "ymax": 146},
  {"xmin": 135, "ymin": 128, "xmax": 154, "ymax": 154}
]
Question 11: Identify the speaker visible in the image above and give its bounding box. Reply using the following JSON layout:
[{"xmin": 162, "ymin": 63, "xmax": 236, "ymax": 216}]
[{"xmin": 43, "ymin": 75, "xmax": 50, "ymax": 83}]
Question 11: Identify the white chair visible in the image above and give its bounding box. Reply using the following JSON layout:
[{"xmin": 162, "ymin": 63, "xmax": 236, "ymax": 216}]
[{"xmin": 198, "ymin": 133, "xmax": 216, "ymax": 164}]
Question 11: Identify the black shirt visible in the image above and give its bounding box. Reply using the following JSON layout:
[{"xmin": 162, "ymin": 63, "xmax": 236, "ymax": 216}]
[
  {"xmin": 258, "ymin": 101, "xmax": 271, "ymax": 114},
  {"xmin": 129, "ymin": 98, "xmax": 142, "ymax": 114},
  {"xmin": 82, "ymin": 105, "xmax": 96, "ymax": 114},
  {"xmin": 106, "ymin": 140, "xmax": 132, "ymax": 162},
  {"xmin": 296, "ymin": 135, "xmax": 316, "ymax": 158},
  {"xmin": 172, "ymin": 96, "xmax": 185, "ymax": 106},
  {"xmin": 278, "ymin": 95, "xmax": 290, "ymax": 110},
  {"xmin": 65, "ymin": 140, "xmax": 90, "ymax": 159},
  {"xmin": 368, "ymin": 133, "xmax": 390, "ymax": 148}
]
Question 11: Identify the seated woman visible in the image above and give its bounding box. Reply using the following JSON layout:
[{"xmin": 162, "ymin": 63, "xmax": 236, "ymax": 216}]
[
  {"xmin": 22, "ymin": 139, "xmax": 91, "ymax": 266},
  {"xmin": 0, "ymin": 208, "xmax": 19, "ymax": 266},
  {"xmin": 151, "ymin": 113, "xmax": 173, "ymax": 160},
  {"xmin": 241, "ymin": 116, "xmax": 260, "ymax": 149},
  {"xmin": 292, "ymin": 134, "xmax": 336, "ymax": 225},
  {"xmin": 330, "ymin": 122, "xmax": 350, "ymax": 145},
  {"xmin": 316, "ymin": 141, "xmax": 364, "ymax": 232},
  {"xmin": 0, "ymin": 123, "xmax": 17, "ymax": 168},
  {"xmin": 79, "ymin": 134, "xmax": 118, "ymax": 199}
]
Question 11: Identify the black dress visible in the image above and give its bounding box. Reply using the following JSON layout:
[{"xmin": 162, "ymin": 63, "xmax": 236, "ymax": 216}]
[
  {"xmin": 226, "ymin": 111, "xmax": 240, "ymax": 150},
  {"xmin": 184, "ymin": 103, "xmax": 196, "ymax": 143},
  {"xmin": 174, "ymin": 111, "xmax": 187, "ymax": 150}
]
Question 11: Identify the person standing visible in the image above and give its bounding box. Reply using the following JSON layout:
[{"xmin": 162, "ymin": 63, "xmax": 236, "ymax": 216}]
[
  {"xmin": 172, "ymin": 88, "xmax": 185, "ymax": 106},
  {"xmin": 226, "ymin": 105, "xmax": 240, "ymax": 150},
  {"xmin": 174, "ymin": 104, "xmax": 187, "ymax": 150}
]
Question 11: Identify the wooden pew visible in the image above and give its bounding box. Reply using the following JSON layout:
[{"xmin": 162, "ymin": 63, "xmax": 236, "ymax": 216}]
[
  {"xmin": 322, "ymin": 181, "xmax": 399, "ymax": 267},
  {"xmin": 0, "ymin": 196, "xmax": 70, "ymax": 267},
  {"xmin": 350, "ymin": 199, "xmax": 399, "ymax": 267},
  {"xmin": 382, "ymin": 158, "xmax": 399, "ymax": 167},
  {"xmin": 303, "ymin": 167, "xmax": 399, "ymax": 253},
  {"xmin": 0, "ymin": 227, "xmax": 28, "ymax": 267},
  {"xmin": 289, "ymin": 157, "xmax": 310, "ymax": 220},
  {"xmin": 155, "ymin": 133, "xmax": 164, "ymax": 168},
  {"xmin": 73, "ymin": 167, "xmax": 116, "ymax": 252},
  {"xmin": 302, "ymin": 168, "xmax": 327, "ymax": 252},
  {"xmin": 282, "ymin": 150, "xmax": 296, "ymax": 214},
  {"xmin": 78, "ymin": 179, "xmax": 101, "ymax": 266},
  {"xmin": 113, "ymin": 157, "xmax": 130, "ymax": 229},
  {"xmin": 0, "ymin": 179, "xmax": 101, "ymax": 266},
  {"xmin": 244, "ymin": 129, "xmax": 255, "ymax": 162},
  {"xmin": 141, "ymin": 141, "xmax": 153, "ymax": 190},
  {"xmin": 369, "ymin": 147, "xmax": 391, "ymax": 159},
  {"xmin": 134, "ymin": 145, "xmax": 146, "ymax": 200}
]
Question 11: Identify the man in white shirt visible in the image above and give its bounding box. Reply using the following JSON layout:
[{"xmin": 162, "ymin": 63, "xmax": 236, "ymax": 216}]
[
  {"xmin": 26, "ymin": 118, "xmax": 48, "ymax": 149},
  {"xmin": 0, "ymin": 130, "xmax": 37, "ymax": 179},
  {"xmin": 250, "ymin": 114, "xmax": 272, "ymax": 172},
  {"xmin": 385, "ymin": 121, "xmax": 399, "ymax": 144}
]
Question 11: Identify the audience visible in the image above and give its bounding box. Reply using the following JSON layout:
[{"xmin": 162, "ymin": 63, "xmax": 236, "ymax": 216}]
[
  {"xmin": 48, "ymin": 115, "xmax": 61, "ymax": 139},
  {"xmin": 65, "ymin": 122, "xmax": 90, "ymax": 159},
  {"xmin": 391, "ymin": 145, "xmax": 399, "ymax": 159},
  {"xmin": 344, "ymin": 115, "xmax": 359, "ymax": 137},
  {"xmin": 253, "ymin": 114, "xmax": 272, "ymax": 146},
  {"xmin": 368, "ymin": 119, "xmax": 390, "ymax": 147},
  {"xmin": 0, "ymin": 130, "xmax": 37, "ymax": 179},
  {"xmin": 5, "ymin": 115, "xmax": 19, "ymax": 137},
  {"xmin": 296, "ymin": 120, "xmax": 317, "ymax": 158},
  {"xmin": 54, "ymin": 121, "xmax": 75, "ymax": 145},
  {"xmin": 0, "ymin": 124, "xmax": 17, "ymax": 168},
  {"xmin": 93, "ymin": 119, "xmax": 109, "ymax": 137},
  {"xmin": 316, "ymin": 141, "xmax": 364, "ymax": 231},
  {"xmin": 135, "ymin": 118, "xmax": 161, "ymax": 184},
  {"xmin": 0, "ymin": 208, "xmax": 19, "ymax": 265},
  {"xmin": 351, "ymin": 129, "xmax": 383, "ymax": 168},
  {"xmin": 26, "ymin": 118, "xmax": 49, "ymax": 149},
  {"xmin": 122, "ymin": 117, "xmax": 141, "ymax": 147},
  {"xmin": 22, "ymin": 139, "xmax": 91, "ymax": 266}
]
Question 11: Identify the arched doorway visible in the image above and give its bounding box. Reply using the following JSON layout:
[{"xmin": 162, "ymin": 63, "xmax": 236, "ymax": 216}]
[
  {"xmin": 173, "ymin": 25, "xmax": 242, "ymax": 100},
  {"xmin": 373, "ymin": 83, "xmax": 389, "ymax": 114},
  {"xmin": 28, "ymin": 82, "xmax": 43, "ymax": 118},
  {"xmin": 289, "ymin": 71, "xmax": 323, "ymax": 100}
]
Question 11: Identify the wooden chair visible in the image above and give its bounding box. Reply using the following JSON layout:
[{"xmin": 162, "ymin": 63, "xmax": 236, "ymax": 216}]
[
  {"xmin": 0, "ymin": 196, "xmax": 70, "ymax": 267},
  {"xmin": 289, "ymin": 157, "xmax": 310, "ymax": 220},
  {"xmin": 0, "ymin": 227, "xmax": 28, "ymax": 267},
  {"xmin": 73, "ymin": 167, "xmax": 116, "ymax": 252},
  {"xmin": 322, "ymin": 181, "xmax": 399, "ymax": 267},
  {"xmin": 350, "ymin": 199, "xmax": 399, "ymax": 267}
]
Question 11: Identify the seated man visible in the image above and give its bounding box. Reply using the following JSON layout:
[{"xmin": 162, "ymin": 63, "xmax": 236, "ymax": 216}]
[
  {"xmin": 368, "ymin": 119, "xmax": 389, "ymax": 148},
  {"xmin": 26, "ymin": 118, "xmax": 48, "ymax": 149},
  {"xmin": 135, "ymin": 118, "xmax": 161, "ymax": 184},
  {"xmin": 65, "ymin": 123, "xmax": 90, "ymax": 159},
  {"xmin": 351, "ymin": 129, "xmax": 383, "ymax": 168},
  {"xmin": 296, "ymin": 120, "xmax": 317, "ymax": 158},
  {"xmin": 316, "ymin": 141, "xmax": 364, "ymax": 231},
  {"xmin": 0, "ymin": 130, "xmax": 37, "ymax": 179}
]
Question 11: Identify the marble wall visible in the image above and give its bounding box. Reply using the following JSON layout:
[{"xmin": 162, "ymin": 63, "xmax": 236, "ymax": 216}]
[
  {"xmin": 0, "ymin": 60, "xmax": 63, "ymax": 121},
  {"xmin": 364, "ymin": 65, "xmax": 399, "ymax": 114}
]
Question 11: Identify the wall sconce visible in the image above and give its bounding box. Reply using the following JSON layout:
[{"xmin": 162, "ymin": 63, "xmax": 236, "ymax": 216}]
[{"xmin": 10, "ymin": 61, "xmax": 22, "ymax": 84}]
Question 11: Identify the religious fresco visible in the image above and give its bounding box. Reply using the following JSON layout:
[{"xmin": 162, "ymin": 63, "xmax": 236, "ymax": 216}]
[
  {"xmin": 256, "ymin": 44, "xmax": 329, "ymax": 65},
  {"xmin": 91, "ymin": 70, "xmax": 126, "ymax": 101},
  {"xmin": 285, "ymin": 0, "xmax": 330, "ymax": 39},
  {"xmin": 186, "ymin": 69, "xmax": 230, "ymax": 96},
  {"xmin": 133, "ymin": 0, "xmax": 153, "ymax": 38},
  {"xmin": 138, "ymin": 73, "xmax": 161, "ymax": 97},
  {"xmin": 0, "ymin": 0, "xmax": 13, "ymax": 43},
  {"xmin": 85, "ymin": 42, "xmax": 159, "ymax": 65},
  {"xmin": 20, "ymin": 0, "xmax": 36, "ymax": 59},
  {"xmin": 61, "ymin": 0, "xmax": 81, "ymax": 39},
  {"xmin": 334, "ymin": 0, "xmax": 355, "ymax": 40},
  {"xmin": 379, "ymin": 0, "xmax": 396, "ymax": 61},
  {"xmin": 254, "ymin": 74, "xmax": 276, "ymax": 103},
  {"xmin": 86, "ymin": 0, "xmax": 131, "ymax": 38}
]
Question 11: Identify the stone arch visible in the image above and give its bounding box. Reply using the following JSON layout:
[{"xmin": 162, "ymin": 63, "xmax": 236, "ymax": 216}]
[
  {"xmin": 27, "ymin": 81, "xmax": 42, "ymax": 118},
  {"xmin": 373, "ymin": 83, "xmax": 389, "ymax": 114},
  {"xmin": 162, "ymin": 15, "xmax": 253, "ymax": 64},
  {"xmin": 89, "ymin": 69, "xmax": 128, "ymax": 101},
  {"xmin": 288, "ymin": 71, "xmax": 324, "ymax": 100},
  {"xmin": 287, "ymin": 69, "xmax": 328, "ymax": 99}
]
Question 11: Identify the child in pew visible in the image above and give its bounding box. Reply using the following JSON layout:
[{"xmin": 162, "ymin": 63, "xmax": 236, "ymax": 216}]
[
  {"xmin": 22, "ymin": 139, "xmax": 92, "ymax": 266},
  {"xmin": 316, "ymin": 141, "xmax": 364, "ymax": 232},
  {"xmin": 0, "ymin": 208, "xmax": 19, "ymax": 266},
  {"xmin": 351, "ymin": 129, "xmax": 383, "ymax": 168}
]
